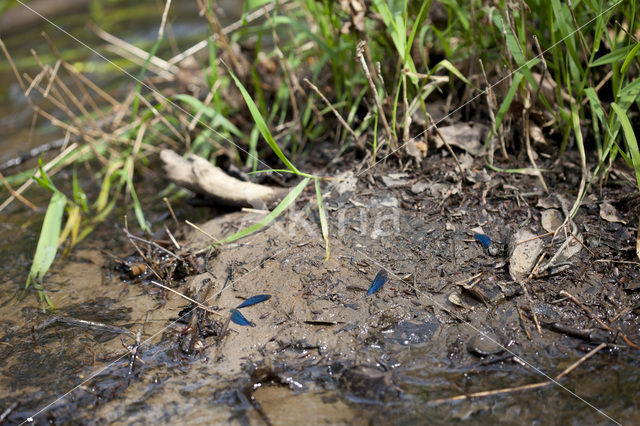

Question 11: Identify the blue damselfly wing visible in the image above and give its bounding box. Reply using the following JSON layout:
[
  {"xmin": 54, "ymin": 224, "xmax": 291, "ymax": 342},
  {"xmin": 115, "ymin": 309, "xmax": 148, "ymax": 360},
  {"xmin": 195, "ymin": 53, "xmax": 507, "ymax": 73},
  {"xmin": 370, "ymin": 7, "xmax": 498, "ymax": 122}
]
[
  {"xmin": 230, "ymin": 309, "xmax": 255, "ymax": 326},
  {"xmin": 236, "ymin": 294, "xmax": 271, "ymax": 309},
  {"xmin": 367, "ymin": 269, "xmax": 388, "ymax": 296},
  {"xmin": 474, "ymin": 233, "xmax": 492, "ymax": 248}
]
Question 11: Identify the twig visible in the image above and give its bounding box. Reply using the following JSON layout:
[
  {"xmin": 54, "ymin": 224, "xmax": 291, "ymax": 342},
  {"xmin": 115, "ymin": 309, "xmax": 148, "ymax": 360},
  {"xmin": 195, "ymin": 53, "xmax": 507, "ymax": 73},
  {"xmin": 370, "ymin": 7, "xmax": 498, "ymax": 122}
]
[
  {"xmin": 149, "ymin": 280, "xmax": 223, "ymax": 316},
  {"xmin": 454, "ymin": 272, "xmax": 483, "ymax": 286},
  {"xmin": 479, "ymin": 59, "xmax": 506, "ymax": 161},
  {"xmin": 356, "ymin": 41, "xmax": 396, "ymax": 150},
  {"xmin": 196, "ymin": 0, "xmax": 247, "ymax": 76},
  {"xmin": 0, "ymin": 143, "xmax": 79, "ymax": 213},
  {"xmin": 426, "ymin": 112, "xmax": 464, "ymax": 175},
  {"xmin": 0, "ymin": 401, "xmax": 19, "ymax": 423},
  {"xmin": 559, "ymin": 290, "xmax": 638, "ymax": 349},
  {"xmin": 304, "ymin": 78, "xmax": 362, "ymax": 150},
  {"xmin": 517, "ymin": 232, "xmax": 553, "ymax": 245},
  {"xmin": 568, "ymin": 230, "xmax": 595, "ymax": 257},
  {"xmin": 88, "ymin": 23, "xmax": 178, "ymax": 78},
  {"xmin": 0, "ymin": 171, "xmax": 36, "ymax": 211},
  {"xmin": 122, "ymin": 227, "xmax": 181, "ymax": 261},
  {"xmin": 185, "ymin": 220, "xmax": 222, "ymax": 245},
  {"xmin": 163, "ymin": 197, "xmax": 179, "ymax": 226},
  {"xmin": 164, "ymin": 225, "xmax": 181, "ymax": 250}
]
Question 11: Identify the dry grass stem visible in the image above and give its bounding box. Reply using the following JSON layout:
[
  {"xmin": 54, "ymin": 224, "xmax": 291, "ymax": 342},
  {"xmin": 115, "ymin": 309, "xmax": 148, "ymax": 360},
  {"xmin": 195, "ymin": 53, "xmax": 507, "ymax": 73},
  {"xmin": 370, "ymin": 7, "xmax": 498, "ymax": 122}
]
[
  {"xmin": 356, "ymin": 41, "xmax": 396, "ymax": 151},
  {"xmin": 304, "ymin": 78, "xmax": 363, "ymax": 150}
]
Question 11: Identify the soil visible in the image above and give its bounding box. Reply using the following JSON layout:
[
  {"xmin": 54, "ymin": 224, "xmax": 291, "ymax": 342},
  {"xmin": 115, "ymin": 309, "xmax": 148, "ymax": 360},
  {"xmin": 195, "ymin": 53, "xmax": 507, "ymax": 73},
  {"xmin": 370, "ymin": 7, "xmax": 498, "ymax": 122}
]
[{"xmin": 1, "ymin": 148, "xmax": 639, "ymax": 424}]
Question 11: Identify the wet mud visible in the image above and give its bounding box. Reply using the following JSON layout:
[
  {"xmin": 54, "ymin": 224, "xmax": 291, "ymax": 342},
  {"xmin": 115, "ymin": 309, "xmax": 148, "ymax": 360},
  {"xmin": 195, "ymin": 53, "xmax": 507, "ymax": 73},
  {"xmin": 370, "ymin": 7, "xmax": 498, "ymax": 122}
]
[{"xmin": 1, "ymin": 152, "xmax": 639, "ymax": 424}]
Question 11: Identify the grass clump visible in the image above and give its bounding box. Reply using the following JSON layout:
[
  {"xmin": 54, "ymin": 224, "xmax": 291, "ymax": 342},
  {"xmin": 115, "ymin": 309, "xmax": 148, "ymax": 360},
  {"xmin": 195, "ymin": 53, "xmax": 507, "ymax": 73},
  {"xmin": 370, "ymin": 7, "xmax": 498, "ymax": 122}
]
[{"xmin": 0, "ymin": 0, "xmax": 638, "ymax": 306}]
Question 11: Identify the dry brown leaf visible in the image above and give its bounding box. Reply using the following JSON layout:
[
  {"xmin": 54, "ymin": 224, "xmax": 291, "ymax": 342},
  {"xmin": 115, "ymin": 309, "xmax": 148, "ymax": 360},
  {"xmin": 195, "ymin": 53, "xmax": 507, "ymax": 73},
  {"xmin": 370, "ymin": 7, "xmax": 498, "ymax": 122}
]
[
  {"xmin": 529, "ymin": 123, "xmax": 546, "ymax": 145},
  {"xmin": 599, "ymin": 202, "xmax": 626, "ymax": 224},
  {"xmin": 541, "ymin": 209, "xmax": 563, "ymax": 233},
  {"xmin": 508, "ymin": 229, "xmax": 544, "ymax": 281},
  {"xmin": 433, "ymin": 123, "xmax": 487, "ymax": 156}
]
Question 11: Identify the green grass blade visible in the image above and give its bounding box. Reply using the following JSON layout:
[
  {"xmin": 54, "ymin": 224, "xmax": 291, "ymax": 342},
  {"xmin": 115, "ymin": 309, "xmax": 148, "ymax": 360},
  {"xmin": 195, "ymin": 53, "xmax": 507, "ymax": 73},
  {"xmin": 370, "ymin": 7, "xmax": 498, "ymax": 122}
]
[
  {"xmin": 220, "ymin": 177, "xmax": 310, "ymax": 244},
  {"xmin": 126, "ymin": 176, "xmax": 150, "ymax": 233},
  {"xmin": 130, "ymin": 37, "xmax": 163, "ymax": 120},
  {"xmin": 620, "ymin": 41, "xmax": 640, "ymax": 77},
  {"xmin": 174, "ymin": 94, "xmax": 244, "ymax": 138},
  {"xmin": 226, "ymin": 64, "xmax": 300, "ymax": 174},
  {"xmin": 315, "ymin": 178, "xmax": 329, "ymax": 261},
  {"xmin": 435, "ymin": 59, "xmax": 475, "ymax": 88},
  {"xmin": 26, "ymin": 191, "xmax": 66, "ymax": 307},
  {"xmin": 611, "ymin": 103, "xmax": 640, "ymax": 191},
  {"xmin": 589, "ymin": 44, "xmax": 635, "ymax": 67}
]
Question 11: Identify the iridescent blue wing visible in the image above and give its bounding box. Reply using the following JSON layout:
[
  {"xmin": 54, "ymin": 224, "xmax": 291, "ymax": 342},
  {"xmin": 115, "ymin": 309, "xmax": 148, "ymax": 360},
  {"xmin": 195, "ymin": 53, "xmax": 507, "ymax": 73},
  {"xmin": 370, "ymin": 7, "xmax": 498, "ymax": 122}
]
[
  {"xmin": 367, "ymin": 269, "xmax": 388, "ymax": 296},
  {"xmin": 236, "ymin": 294, "xmax": 271, "ymax": 309},
  {"xmin": 230, "ymin": 309, "xmax": 255, "ymax": 326},
  {"xmin": 474, "ymin": 233, "xmax": 492, "ymax": 248}
]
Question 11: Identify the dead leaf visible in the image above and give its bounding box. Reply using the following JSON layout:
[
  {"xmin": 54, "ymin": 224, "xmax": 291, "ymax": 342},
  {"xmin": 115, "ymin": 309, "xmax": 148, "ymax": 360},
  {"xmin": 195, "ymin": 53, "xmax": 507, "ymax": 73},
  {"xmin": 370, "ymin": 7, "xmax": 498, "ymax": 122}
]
[
  {"xmin": 335, "ymin": 172, "xmax": 358, "ymax": 195},
  {"xmin": 448, "ymin": 293, "xmax": 466, "ymax": 308},
  {"xmin": 508, "ymin": 229, "xmax": 544, "ymax": 281},
  {"xmin": 381, "ymin": 173, "xmax": 409, "ymax": 188},
  {"xmin": 433, "ymin": 123, "xmax": 488, "ymax": 156},
  {"xmin": 428, "ymin": 182, "xmax": 460, "ymax": 198},
  {"xmin": 529, "ymin": 123, "xmax": 546, "ymax": 145},
  {"xmin": 411, "ymin": 181, "xmax": 428, "ymax": 194},
  {"xmin": 405, "ymin": 139, "xmax": 425, "ymax": 165},
  {"xmin": 600, "ymin": 202, "xmax": 626, "ymax": 224},
  {"xmin": 541, "ymin": 209, "xmax": 563, "ymax": 233}
]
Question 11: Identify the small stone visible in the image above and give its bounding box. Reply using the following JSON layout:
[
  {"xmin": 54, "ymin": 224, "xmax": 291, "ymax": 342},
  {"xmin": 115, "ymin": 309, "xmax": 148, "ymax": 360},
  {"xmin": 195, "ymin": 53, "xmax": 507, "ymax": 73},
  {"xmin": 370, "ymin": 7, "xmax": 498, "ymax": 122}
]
[{"xmin": 467, "ymin": 332, "xmax": 504, "ymax": 357}]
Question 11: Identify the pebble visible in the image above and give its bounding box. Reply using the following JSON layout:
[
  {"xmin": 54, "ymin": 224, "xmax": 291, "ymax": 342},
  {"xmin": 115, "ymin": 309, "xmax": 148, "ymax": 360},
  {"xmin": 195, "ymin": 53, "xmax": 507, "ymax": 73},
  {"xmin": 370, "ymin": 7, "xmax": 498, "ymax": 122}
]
[{"xmin": 467, "ymin": 332, "xmax": 504, "ymax": 357}]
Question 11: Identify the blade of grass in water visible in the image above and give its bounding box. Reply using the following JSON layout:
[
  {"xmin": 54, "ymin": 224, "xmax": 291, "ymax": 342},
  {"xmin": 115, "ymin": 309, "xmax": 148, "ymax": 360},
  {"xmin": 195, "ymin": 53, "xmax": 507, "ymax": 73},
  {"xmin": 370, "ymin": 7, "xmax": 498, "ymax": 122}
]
[{"xmin": 26, "ymin": 191, "xmax": 66, "ymax": 308}]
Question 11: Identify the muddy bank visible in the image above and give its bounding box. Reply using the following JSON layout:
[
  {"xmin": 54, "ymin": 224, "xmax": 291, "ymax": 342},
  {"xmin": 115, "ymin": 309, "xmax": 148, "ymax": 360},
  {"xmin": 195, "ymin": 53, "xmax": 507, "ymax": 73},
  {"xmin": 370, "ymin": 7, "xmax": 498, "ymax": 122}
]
[{"xmin": 1, "ymin": 151, "xmax": 639, "ymax": 424}]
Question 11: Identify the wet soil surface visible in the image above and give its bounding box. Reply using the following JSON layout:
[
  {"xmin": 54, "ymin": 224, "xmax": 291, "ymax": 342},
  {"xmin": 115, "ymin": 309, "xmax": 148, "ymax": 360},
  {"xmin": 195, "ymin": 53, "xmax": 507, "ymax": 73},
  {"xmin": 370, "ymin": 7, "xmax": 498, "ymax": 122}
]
[{"xmin": 1, "ymin": 152, "xmax": 639, "ymax": 424}]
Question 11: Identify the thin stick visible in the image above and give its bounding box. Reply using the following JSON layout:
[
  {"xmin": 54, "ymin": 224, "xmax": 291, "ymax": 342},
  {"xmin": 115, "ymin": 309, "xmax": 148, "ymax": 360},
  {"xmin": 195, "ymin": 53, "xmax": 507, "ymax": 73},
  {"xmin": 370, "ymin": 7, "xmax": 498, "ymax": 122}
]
[
  {"xmin": 196, "ymin": 0, "xmax": 246, "ymax": 76},
  {"xmin": 163, "ymin": 197, "xmax": 179, "ymax": 226},
  {"xmin": 356, "ymin": 41, "xmax": 396, "ymax": 150},
  {"xmin": 517, "ymin": 232, "xmax": 553, "ymax": 245},
  {"xmin": 304, "ymin": 78, "xmax": 362, "ymax": 150},
  {"xmin": 0, "ymin": 171, "xmax": 37, "ymax": 211},
  {"xmin": 164, "ymin": 225, "xmax": 181, "ymax": 250},
  {"xmin": 150, "ymin": 280, "xmax": 223, "ymax": 316},
  {"xmin": 454, "ymin": 272, "xmax": 483, "ymax": 286},
  {"xmin": 556, "ymin": 343, "xmax": 606, "ymax": 380},
  {"xmin": 0, "ymin": 38, "xmax": 26, "ymax": 91},
  {"xmin": 568, "ymin": 230, "xmax": 595, "ymax": 257},
  {"xmin": 62, "ymin": 62, "xmax": 119, "ymax": 107},
  {"xmin": 122, "ymin": 227, "xmax": 181, "ymax": 261},
  {"xmin": 88, "ymin": 23, "xmax": 178, "ymax": 78},
  {"xmin": 427, "ymin": 112, "xmax": 464, "ymax": 175},
  {"xmin": 185, "ymin": 220, "xmax": 222, "ymax": 245},
  {"xmin": 560, "ymin": 290, "xmax": 638, "ymax": 349},
  {"xmin": 0, "ymin": 143, "xmax": 79, "ymax": 213}
]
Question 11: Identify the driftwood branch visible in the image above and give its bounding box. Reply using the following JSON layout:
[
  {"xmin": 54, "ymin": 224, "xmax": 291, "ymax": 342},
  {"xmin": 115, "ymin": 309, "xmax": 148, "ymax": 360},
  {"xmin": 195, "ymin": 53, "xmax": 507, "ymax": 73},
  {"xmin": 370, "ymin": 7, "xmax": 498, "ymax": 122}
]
[{"xmin": 160, "ymin": 149, "xmax": 289, "ymax": 208}]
